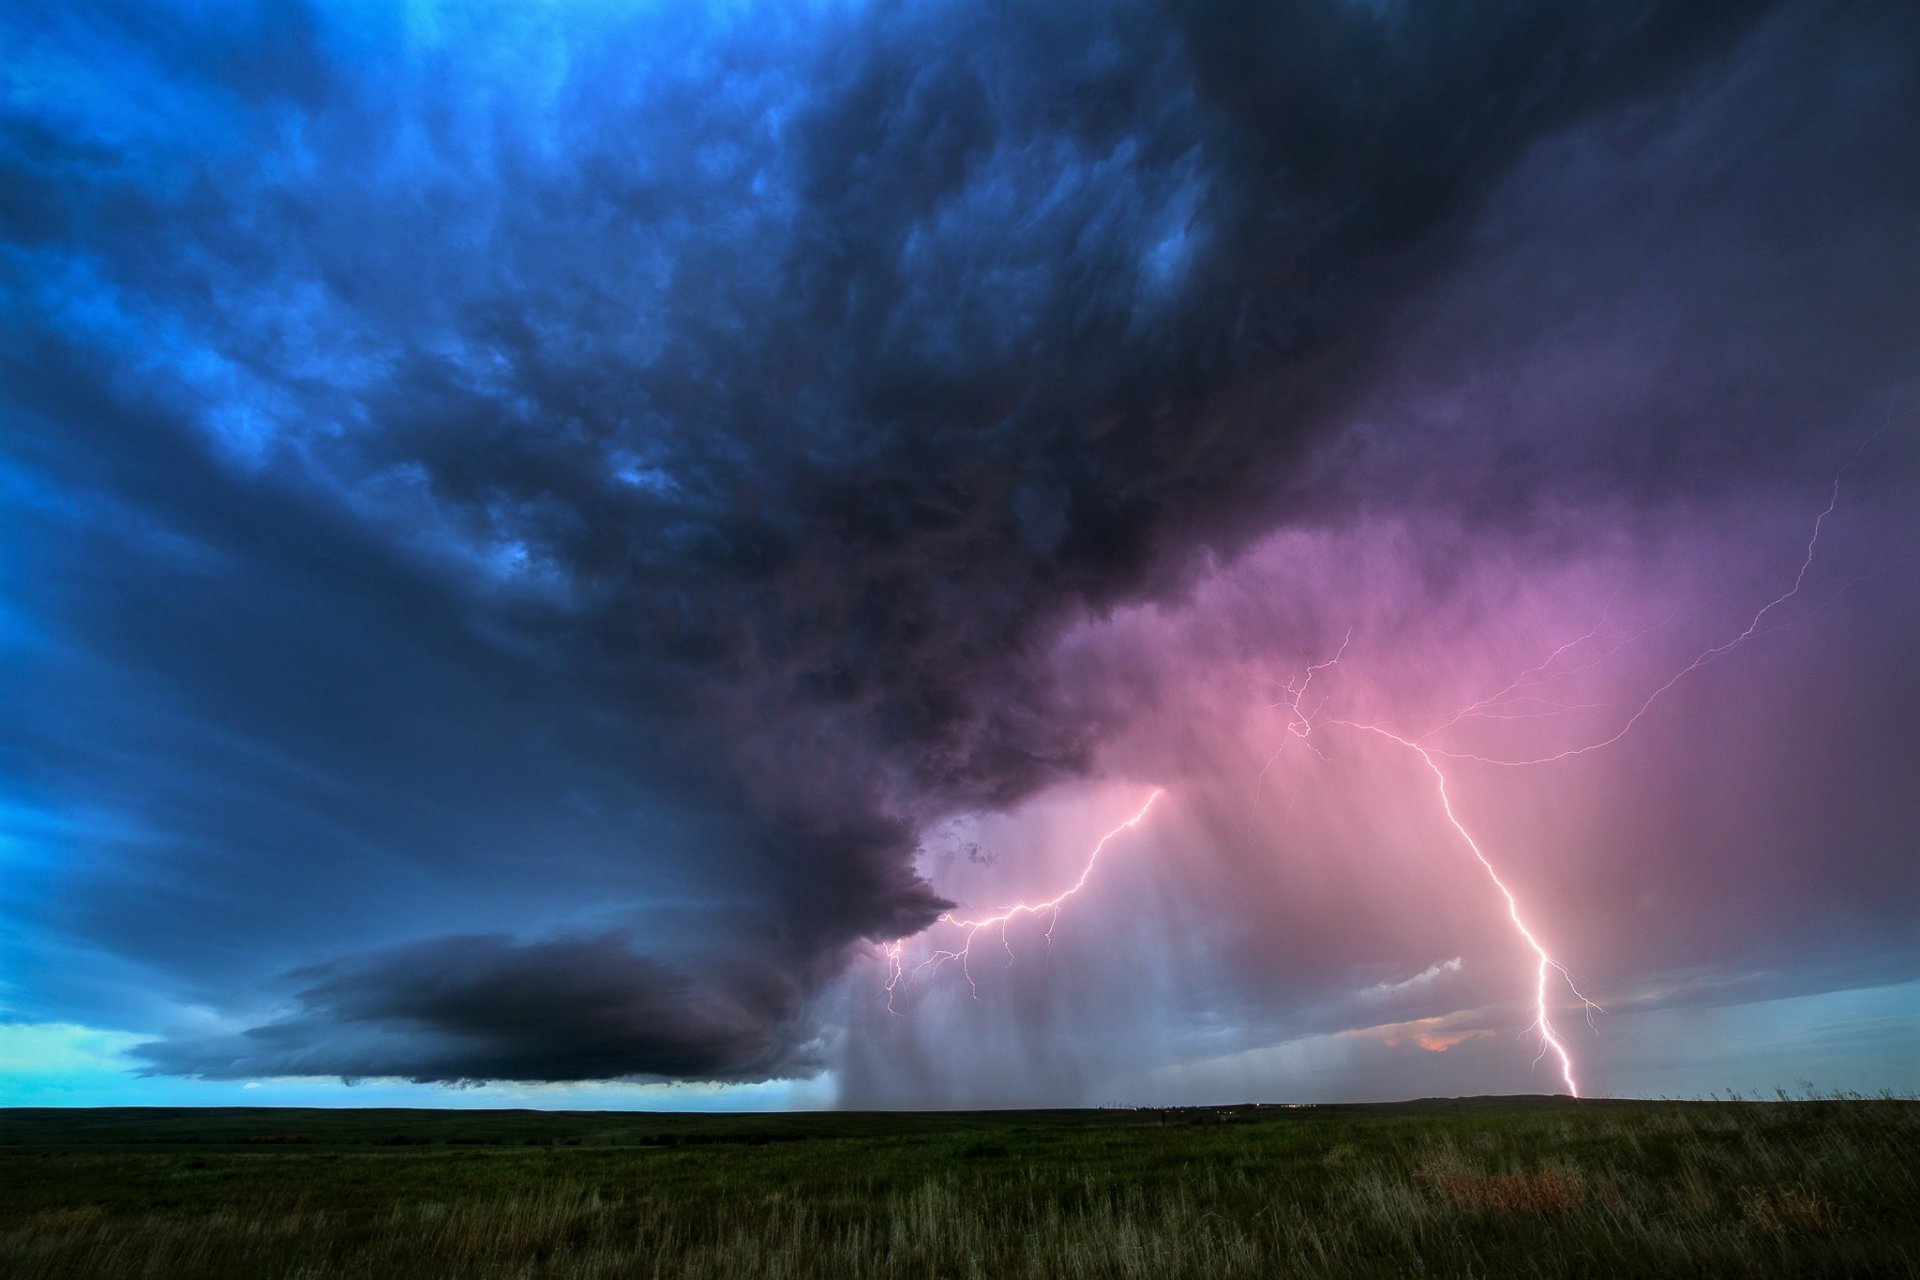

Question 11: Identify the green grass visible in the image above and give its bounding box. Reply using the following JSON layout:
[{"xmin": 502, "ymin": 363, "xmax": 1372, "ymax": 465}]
[{"xmin": 3, "ymin": 1094, "xmax": 1915, "ymax": 1277}]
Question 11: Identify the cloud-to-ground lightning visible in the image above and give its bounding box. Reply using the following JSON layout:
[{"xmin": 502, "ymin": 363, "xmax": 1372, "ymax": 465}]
[
  {"xmin": 881, "ymin": 457, "xmax": 1855, "ymax": 1096},
  {"xmin": 1326, "ymin": 718, "xmax": 1601, "ymax": 1095},
  {"xmin": 883, "ymin": 789, "xmax": 1164, "ymax": 1011},
  {"xmin": 1274, "ymin": 465, "xmax": 1858, "ymax": 1096},
  {"xmin": 1268, "ymin": 636, "xmax": 1602, "ymax": 1094}
]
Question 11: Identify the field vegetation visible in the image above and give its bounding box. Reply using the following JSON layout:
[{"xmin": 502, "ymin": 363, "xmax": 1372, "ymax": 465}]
[{"xmin": 2, "ymin": 1093, "xmax": 1914, "ymax": 1278}]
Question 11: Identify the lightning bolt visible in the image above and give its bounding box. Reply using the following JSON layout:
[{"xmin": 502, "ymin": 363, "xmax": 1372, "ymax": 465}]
[
  {"xmin": 1420, "ymin": 471, "xmax": 1848, "ymax": 768},
  {"xmin": 882, "ymin": 789, "xmax": 1164, "ymax": 1011},
  {"xmin": 1326, "ymin": 718, "xmax": 1599, "ymax": 1094},
  {"xmin": 877, "ymin": 449, "xmax": 1862, "ymax": 1098},
  {"xmin": 1276, "ymin": 467, "xmax": 1854, "ymax": 1096},
  {"xmin": 1260, "ymin": 627, "xmax": 1351, "ymax": 772}
]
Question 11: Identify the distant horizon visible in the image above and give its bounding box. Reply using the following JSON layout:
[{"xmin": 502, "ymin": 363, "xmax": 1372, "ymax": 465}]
[{"xmin": 18, "ymin": 1090, "xmax": 1920, "ymax": 1120}]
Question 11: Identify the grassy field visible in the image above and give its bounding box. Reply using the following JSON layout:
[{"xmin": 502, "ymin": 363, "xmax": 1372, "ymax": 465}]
[{"xmin": 2, "ymin": 1094, "xmax": 1915, "ymax": 1278}]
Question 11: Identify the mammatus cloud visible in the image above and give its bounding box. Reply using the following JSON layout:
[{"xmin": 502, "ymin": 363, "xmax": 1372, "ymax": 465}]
[{"xmin": 2, "ymin": 0, "xmax": 1915, "ymax": 1092}]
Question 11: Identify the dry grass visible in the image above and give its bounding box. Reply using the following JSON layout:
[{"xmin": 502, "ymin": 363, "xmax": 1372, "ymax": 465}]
[
  {"xmin": 1739, "ymin": 1182, "xmax": 1838, "ymax": 1235},
  {"xmin": 1412, "ymin": 1147, "xmax": 1588, "ymax": 1215}
]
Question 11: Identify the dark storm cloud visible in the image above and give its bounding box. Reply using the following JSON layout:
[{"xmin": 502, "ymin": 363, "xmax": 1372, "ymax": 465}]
[
  {"xmin": 136, "ymin": 934, "xmax": 817, "ymax": 1083},
  {"xmin": 6, "ymin": 0, "xmax": 1910, "ymax": 1086}
]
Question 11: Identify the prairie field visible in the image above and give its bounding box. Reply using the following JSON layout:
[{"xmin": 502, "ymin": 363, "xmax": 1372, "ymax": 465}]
[{"xmin": 2, "ymin": 1094, "xmax": 1915, "ymax": 1278}]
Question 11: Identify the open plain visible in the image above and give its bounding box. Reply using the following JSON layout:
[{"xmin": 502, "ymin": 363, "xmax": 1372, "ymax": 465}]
[{"xmin": 3, "ymin": 1095, "xmax": 1915, "ymax": 1278}]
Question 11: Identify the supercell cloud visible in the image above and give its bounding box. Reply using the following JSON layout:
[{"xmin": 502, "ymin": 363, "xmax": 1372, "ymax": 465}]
[{"xmin": 2, "ymin": 1, "xmax": 1915, "ymax": 1100}]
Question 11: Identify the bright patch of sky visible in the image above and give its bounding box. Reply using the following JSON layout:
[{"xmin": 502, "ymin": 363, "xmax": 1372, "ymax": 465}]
[{"xmin": 0, "ymin": 1020, "xmax": 838, "ymax": 1110}]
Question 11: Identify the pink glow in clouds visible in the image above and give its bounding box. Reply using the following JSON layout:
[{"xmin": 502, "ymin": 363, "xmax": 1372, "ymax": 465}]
[
  {"xmin": 852, "ymin": 458, "xmax": 1918, "ymax": 1106},
  {"xmin": 1300, "ymin": 467, "xmax": 1854, "ymax": 1094}
]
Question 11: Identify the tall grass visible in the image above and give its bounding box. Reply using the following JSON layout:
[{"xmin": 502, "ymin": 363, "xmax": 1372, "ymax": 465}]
[{"xmin": 4, "ymin": 1095, "xmax": 1915, "ymax": 1278}]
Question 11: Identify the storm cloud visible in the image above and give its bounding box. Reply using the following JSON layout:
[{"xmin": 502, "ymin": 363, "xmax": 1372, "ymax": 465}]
[
  {"xmin": 3, "ymin": 0, "xmax": 1915, "ymax": 1096},
  {"xmin": 134, "ymin": 934, "xmax": 821, "ymax": 1083}
]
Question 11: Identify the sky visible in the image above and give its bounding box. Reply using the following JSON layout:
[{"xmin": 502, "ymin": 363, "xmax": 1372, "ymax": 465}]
[{"xmin": 2, "ymin": 0, "xmax": 1916, "ymax": 1110}]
